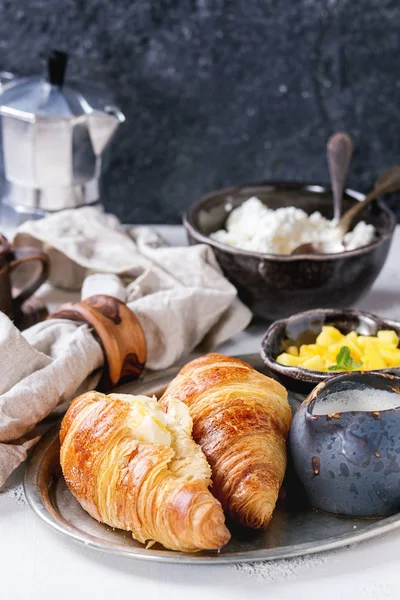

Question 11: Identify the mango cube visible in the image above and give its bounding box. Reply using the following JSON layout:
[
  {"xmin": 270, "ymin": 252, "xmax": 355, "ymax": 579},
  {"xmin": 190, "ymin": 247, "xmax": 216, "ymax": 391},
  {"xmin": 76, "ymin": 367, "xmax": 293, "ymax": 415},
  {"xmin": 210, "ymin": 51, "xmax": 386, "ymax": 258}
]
[
  {"xmin": 379, "ymin": 346, "xmax": 400, "ymax": 366},
  {"xmin": 362, "ymin": 340, "xmax": 386, "ymax": 369},
  {"xmin": 357, "ymin": 335, "xmax": 382, "ymax": 348},
  {"xmin": 343, "ymin": 333, "xmax": 363, "ymax": 361},
  {"xmin": 301, "ymin": 355, "xmax": 326, "ymax": 371},
  {"xmin": 346, "ymin": 331, "xmax": 359, "ymax": 342},
  {"xmin": 299, "ymin": 343, "xmax": 322, "ymax": 357},
  {"xmin": 316, "ymin": 326, "xmax": 343, "ymax": 347},
  {"xmin": 276, "ymin": 353, "xmax": 302, "ymax": 367},
  {"xmin": 287, "ymin": 346, "xmax": 299, "ymax": 356},
  {"xmin": 377, "ymin": 330, "xmax": 399, "ymax": 347}
]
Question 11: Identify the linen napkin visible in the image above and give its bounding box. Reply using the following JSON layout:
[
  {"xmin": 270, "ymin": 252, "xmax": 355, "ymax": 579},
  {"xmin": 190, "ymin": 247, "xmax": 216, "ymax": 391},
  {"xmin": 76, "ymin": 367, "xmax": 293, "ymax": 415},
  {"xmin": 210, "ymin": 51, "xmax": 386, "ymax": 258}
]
[{"xmin": 0, "ymin": 207, "xmax": 251, "ymax": 487}]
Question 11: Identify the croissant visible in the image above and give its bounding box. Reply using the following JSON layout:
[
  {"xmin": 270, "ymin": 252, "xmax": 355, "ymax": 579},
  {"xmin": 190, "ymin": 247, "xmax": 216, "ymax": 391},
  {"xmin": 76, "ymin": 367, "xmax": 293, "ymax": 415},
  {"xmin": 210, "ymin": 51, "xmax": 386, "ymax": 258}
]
[
  {"xmin": 160, "ymin": 353, "xmax": 291, "ymax": 528},
  {"xmin": 60, "ymin": 391, "xmax": 230, "ymax": 552}
]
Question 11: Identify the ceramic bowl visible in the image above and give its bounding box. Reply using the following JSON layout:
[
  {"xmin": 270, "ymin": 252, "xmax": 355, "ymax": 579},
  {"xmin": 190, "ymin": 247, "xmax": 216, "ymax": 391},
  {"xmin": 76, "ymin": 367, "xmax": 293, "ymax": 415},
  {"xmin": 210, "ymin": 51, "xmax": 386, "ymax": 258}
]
[
  {"xmin": 183, "ymin": 182, "xmax": 396, "ymax": 321},
  {"xmin": 290, "ymin": 371, "xmax": 400, "ymax": 517},
  {"xmin": 260, "ymin": 308, "xmax": 400, "ymax": 394}
]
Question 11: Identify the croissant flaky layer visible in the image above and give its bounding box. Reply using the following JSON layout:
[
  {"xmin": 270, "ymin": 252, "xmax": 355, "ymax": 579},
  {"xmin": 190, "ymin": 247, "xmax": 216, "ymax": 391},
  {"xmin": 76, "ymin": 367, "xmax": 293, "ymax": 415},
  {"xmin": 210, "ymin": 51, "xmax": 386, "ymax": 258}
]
[
  {"xmin": 60, "ymin": 391, "xmax": 230, "ymax": 552},
  {"xmin": 160, "ymin": 353, "xmax": 292, "ymax": 528}
]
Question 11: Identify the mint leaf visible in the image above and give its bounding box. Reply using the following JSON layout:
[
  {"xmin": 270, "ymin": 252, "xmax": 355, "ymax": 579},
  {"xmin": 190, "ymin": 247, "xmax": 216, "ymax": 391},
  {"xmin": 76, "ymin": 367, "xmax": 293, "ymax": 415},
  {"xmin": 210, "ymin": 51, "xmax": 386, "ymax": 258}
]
[
  {"xmin": 336, "ymin": 346, "xmax": 351, "ymax": 367},
  {"xmin": 328, "ymin": 346, "xmax": 363, "ymax": 371}
]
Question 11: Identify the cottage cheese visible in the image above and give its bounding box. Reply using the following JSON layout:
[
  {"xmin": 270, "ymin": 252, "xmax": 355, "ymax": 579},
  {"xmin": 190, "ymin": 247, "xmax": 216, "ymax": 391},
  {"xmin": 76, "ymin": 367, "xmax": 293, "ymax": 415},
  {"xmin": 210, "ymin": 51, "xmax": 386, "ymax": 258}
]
[{"xmin": 210, "ymin": 197, "xmax": 375, "ymax": 255}]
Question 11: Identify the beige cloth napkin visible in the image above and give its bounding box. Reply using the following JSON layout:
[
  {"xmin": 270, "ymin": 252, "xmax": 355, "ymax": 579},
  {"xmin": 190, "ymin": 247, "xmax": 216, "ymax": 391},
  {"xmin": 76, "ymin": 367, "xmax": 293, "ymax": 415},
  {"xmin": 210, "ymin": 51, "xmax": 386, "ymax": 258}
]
[{"xmin": 0, "ymin": 207, "xmax": 251, "ymax": 487}]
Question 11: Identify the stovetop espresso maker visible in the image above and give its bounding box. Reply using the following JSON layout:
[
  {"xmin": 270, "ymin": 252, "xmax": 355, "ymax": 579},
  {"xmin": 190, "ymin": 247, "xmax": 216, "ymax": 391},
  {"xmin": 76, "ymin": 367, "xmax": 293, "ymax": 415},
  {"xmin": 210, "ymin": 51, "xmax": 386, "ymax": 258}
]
[{"xmin": 0, "ymin": 50, "xmax": 125, "ymax": 225}]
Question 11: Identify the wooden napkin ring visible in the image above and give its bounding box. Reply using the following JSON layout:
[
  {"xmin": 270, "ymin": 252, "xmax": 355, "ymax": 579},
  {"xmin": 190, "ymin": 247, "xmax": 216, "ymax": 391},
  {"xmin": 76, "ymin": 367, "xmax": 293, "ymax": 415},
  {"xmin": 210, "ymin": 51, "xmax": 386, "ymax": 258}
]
[{"xmin": 48, "ymin": 295, "xmax": 147, "ymax": 392}]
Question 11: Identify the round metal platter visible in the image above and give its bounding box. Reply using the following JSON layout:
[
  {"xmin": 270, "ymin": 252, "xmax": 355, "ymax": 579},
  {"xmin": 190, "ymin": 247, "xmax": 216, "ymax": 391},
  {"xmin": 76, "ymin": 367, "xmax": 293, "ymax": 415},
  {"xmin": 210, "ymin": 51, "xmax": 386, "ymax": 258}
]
[{"xmin": 24, "ymin": 354, "xmax": 400, "ymax": 564}]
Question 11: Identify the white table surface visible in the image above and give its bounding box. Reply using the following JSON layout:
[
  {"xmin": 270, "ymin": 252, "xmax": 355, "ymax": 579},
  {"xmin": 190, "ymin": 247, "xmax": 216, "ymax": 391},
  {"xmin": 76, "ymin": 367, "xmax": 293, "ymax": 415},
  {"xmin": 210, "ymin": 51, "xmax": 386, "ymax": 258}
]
[{"xmin": 2, "ymin": 225, "xmax": 400, "ymax": 600}]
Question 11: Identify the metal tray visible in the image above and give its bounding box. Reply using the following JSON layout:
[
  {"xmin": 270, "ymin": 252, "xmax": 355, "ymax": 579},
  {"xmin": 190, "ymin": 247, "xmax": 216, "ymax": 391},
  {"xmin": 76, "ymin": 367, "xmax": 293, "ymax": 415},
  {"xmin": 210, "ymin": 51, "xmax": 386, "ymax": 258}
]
[{"xmin": 24, "ymin": 354, "xmax": 400, "ymax": 564}]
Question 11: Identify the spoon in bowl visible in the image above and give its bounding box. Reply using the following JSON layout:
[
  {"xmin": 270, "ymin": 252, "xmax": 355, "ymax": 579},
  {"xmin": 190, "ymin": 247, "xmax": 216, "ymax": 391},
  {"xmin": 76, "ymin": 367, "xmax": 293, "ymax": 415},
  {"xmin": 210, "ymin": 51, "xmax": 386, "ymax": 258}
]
[
  {"xmin": 291, "ymin": 166, "xmax": 400, "ymax": 255},
  {"xmin": 327, "ymin": 132, "xmax": 354, "ymax": 221}
]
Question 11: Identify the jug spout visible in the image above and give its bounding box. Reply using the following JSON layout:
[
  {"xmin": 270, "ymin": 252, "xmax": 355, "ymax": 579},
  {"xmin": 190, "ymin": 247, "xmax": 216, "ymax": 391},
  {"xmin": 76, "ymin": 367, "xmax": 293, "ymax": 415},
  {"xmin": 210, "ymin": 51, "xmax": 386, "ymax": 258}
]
[
  {"xmin": 88, "ymin": 105, "xmax": 125, "ymax": 156},
  {"xmin": 0, "ymin": 71, "xmax": 16, "ymax": 93}
]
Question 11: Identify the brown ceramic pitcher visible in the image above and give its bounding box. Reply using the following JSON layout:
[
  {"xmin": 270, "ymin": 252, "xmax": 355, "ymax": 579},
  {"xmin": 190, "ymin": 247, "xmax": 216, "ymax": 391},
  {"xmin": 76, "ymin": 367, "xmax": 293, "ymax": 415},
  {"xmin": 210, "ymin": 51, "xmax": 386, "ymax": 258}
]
[{"xmin": 0, "ymin": 234, "xmax": 49, "ymax": 320}]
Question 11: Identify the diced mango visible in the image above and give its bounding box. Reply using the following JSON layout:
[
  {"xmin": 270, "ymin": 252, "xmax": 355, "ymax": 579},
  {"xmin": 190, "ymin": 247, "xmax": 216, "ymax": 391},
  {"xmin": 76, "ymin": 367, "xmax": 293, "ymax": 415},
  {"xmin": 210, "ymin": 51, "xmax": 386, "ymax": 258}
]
[
  {"xmin": 360, "ymin": 357, "xmax": 373, "ymax": 370},
  {"xmin": 323, "ymin": 357, "xmax": 335, "ymax": 369},
  {"xmin": 299, "ymin": 343, "xmax": 322, "ymax": 357},
  {"xmin": 315, "ymin": 331, "xmax": 333, "ymax": 347},
  {"xmin": 323, "ymin": 325, "xmax": 344, "ymax": 340},
  {"xmin": 361, "ymin": 340, "xmax": 386, "ymax": 369},
  {"xmin": 379, "ymin": 346, "xmax": 400, "ymax": 366},
  {"xmin": 346, "ymin": 331, "xmax": 359, "ymax": 343},
  {"xmin": 377, "ymin": 330, "xmax": 399, "ymax": 347},
  {"xmin": 343, "ymin": 333, "xmax": 363, "ymax": 361},
  {"xmin": 287, "ymin": 345, "xmax": 299, "ymax": 356},
  {"xmin": 316, "ymin": 326, "xmax": 344, "ymax": 347},
  {"xmin": 276, "ymin": 353, "xmax": 303, "ymax": 367},
  {"xmin": 357, "ymin": 335, "xmax": 382, "ymax": 348},
  {"xmin": 328, "ymin": 340, "xmax": 347, "ymax": 353},
  {"xmin": 322, "ymin": 341, "xmax": 351, "ymax": 364},
  {"xmin": 275, "ymin": 326, "xmax": 400, "ymax": 372},
  {"xmin": 301, "ymin": 355, "xmax": 326, "ymax": 371}
]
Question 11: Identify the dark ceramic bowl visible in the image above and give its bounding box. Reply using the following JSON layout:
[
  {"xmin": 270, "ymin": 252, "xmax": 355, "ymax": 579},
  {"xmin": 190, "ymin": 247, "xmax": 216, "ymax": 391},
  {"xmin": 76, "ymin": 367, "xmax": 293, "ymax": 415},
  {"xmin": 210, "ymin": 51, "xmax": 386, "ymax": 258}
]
[
  {"xmin": 183, "ymin": 182, "xmax": 396, "ymax": 321},
  {"xmin": 261, "ymin": 308, "xmax": 400, "ymax": 394},
  {"xmin": 290, "ymin": 371, "xmax": 400, "ymax": 517}
]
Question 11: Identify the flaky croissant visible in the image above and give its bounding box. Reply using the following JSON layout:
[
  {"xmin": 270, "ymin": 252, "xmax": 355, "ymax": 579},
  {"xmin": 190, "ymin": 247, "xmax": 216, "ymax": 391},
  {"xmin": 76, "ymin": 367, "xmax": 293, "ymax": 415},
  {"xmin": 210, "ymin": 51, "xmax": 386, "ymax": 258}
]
[
  {"xmin": 160, "ymin": 353, "xmax": 292, "ymax": 528},
  {"xmin": 60, "ymin": 391, "xmax": 230, "ymax": 552}
]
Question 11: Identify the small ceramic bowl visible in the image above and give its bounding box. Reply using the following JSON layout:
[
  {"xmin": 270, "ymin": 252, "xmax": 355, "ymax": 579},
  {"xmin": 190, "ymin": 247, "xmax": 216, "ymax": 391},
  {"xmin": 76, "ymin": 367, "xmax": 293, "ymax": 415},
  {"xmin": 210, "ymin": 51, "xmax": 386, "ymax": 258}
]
[
  {"xmin": 183, "ymin": 182, "xmax": 396, "ymax": 321},
  {"xmin": 290, "ymin": 371, "xmax": 400, "ymax": 517},
  {"xmin": 260, "ymin": 308, "xmax": 400, "ymax": 394}
]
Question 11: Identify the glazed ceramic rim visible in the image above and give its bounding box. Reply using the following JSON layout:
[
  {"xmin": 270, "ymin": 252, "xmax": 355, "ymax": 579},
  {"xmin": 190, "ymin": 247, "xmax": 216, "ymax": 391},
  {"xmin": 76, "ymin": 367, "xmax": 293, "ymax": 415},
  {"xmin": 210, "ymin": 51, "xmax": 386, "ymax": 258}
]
[
  {"xmin": 305, "ymin": 371, "xmax": 400, "ymax": 417},
  {"xmin": 260, "ymin": 308, "xmax": 400, "ymax": 386},
  {"xmin": 183, "ymin": 181, "xmax": 396, "ymax": 261}
]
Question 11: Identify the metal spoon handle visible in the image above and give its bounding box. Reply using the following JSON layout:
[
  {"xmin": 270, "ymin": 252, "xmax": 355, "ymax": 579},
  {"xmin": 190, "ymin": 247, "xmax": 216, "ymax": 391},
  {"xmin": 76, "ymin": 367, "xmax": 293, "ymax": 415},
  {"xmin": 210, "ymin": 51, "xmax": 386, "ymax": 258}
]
[
  {"xmin": 338, "ymin": 166, "xmax": 400, "ymax": 236},
  {"xmin": 327, "ymin": 132, "xmax": 354, "ymax": 221}
]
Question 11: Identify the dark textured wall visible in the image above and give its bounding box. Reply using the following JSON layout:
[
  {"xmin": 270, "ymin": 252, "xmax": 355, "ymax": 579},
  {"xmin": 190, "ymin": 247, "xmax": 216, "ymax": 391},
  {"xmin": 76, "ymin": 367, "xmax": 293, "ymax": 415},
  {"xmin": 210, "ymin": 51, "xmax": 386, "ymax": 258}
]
[{"xmin": 0, "ymin": 0, "xmax": 400, "ymax": 224}]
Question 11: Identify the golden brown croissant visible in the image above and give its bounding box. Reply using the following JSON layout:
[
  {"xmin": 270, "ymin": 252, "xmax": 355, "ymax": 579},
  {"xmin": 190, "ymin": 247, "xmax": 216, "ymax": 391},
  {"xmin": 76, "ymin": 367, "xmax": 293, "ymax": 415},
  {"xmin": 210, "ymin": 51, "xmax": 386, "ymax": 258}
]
[
  {"xmin": 60, "ymin": 391, "xmax": 230, "ymax": 552},
  {"xmin": 160, "ymin": 353, "xmax": 291, "ymax": 528}
]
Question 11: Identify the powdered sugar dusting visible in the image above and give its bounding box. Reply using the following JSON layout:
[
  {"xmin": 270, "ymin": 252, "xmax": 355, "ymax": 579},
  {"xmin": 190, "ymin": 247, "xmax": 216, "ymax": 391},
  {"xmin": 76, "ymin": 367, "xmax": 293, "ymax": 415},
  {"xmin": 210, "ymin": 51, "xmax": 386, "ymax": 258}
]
[{"xmin": 232, "ymin": 549, "xmax": 340, "ymax": 583}]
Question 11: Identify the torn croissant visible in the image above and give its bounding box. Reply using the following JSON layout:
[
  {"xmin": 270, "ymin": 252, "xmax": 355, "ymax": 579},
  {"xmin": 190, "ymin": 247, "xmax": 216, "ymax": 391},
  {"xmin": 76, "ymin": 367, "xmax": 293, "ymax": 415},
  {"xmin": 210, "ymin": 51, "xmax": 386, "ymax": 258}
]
[
  {"xmin": 160, "ymin": 353, "xmax": 292, "ymax": 528},
  {"xmin": 60, "ymin": 391, "xmax": 230, "ymax": 552}
]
